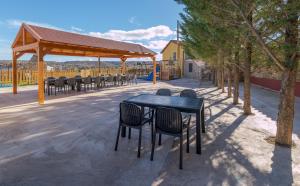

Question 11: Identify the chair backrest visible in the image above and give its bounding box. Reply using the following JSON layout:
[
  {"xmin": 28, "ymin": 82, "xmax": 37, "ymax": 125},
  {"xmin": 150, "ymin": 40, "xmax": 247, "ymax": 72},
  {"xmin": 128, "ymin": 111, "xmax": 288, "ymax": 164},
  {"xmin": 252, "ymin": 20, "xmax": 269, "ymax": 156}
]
[
  {"xmin": 180, "ymin": 89, "xmax": 197, "ymax": 98},
  {"xmin": 47, "ymin": 77, "xmax": 55, "ymax": 83},
  {"xmin": 95, "ymin": 76, "xmax": 101, "ymax": 84},
  {"xmin": 108, "ymin": 75, "xmax": 114, "ymax": 81},
  {"xmin": 47, "ymin": 77, "xmax": 55, "ymax": 80},
  {"xmin": 55, "ymin": 77, "xmax": 65, "ymax": 87},
  {"xmin": 155, "ymin": 107, "xmax": 182, "ymax": 134},
  {"xmin": 75, "ymin": 75, "xmax": 81, "ymax": 79},
  {"xmin": 67, "ymin": 78, "xmax": 76, "ymax": 85},
  {"xmin": 84, "ymin": 76, "xmax": 92, "ymax": 83},
  {"xmin": 156, "ymin": 88, "xmax": 172, "ymax": 96},
  {"xmin": 120, "ymin": 102, "xmax": 142, "ymax": 126}
]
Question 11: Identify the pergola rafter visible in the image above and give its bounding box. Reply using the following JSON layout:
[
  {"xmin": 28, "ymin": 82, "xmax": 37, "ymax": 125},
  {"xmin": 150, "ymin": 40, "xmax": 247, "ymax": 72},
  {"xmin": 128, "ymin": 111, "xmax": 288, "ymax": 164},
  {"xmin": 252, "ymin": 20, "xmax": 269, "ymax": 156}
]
[{"xmin": 11, "ymin": 23, "xmax": 157, "ymax": 104}]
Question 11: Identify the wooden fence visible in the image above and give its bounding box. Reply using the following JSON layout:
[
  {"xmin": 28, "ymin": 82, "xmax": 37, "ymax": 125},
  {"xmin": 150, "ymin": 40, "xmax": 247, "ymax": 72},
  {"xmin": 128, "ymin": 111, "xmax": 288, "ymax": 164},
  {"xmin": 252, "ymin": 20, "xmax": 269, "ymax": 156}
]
[
  {"xmin": 0, "ymin": 68, "xmax": 120, "ymax": 87},
  {"xmin": 0, "ymin": 67, "xmax": 153, "ymax": 87}
]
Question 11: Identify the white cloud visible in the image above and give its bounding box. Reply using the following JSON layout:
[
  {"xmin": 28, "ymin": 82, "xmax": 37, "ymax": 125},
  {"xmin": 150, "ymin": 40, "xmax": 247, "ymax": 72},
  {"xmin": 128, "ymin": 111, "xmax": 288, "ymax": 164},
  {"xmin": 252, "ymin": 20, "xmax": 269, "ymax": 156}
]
[
  {"xmin": 71, "ymin": 26, "xmax": 84, "ymax": 32},
  {"xmin": 6, "ymin": 19, "xmax": 64, "ymax": 31},
  {"xmin": 89, "ymin": 25, "xmax": 175, "ymax": 41},
  {"xmin": 6, "ymin": 19, "xmax": 84, "ymax": 34},
  {"xmin": 143, "ymin": 40, "xmax": 169, "ymax": 50}
]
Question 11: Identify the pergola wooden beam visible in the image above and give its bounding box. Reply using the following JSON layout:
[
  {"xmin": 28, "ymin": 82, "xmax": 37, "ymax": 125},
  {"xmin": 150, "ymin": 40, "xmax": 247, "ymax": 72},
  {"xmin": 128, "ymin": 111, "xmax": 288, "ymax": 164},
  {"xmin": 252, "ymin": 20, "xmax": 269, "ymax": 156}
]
[{"xmin": 13, "ymin": 42, "xmax": 38, "ymax": 52}]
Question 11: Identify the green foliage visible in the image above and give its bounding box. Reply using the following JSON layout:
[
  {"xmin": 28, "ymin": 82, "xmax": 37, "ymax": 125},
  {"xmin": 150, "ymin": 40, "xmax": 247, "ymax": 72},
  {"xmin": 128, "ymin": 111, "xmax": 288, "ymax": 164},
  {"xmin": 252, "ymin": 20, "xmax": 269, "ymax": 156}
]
[{"xmin": 176, "ymin": 0, "xmax": 299, "ymax": 70}]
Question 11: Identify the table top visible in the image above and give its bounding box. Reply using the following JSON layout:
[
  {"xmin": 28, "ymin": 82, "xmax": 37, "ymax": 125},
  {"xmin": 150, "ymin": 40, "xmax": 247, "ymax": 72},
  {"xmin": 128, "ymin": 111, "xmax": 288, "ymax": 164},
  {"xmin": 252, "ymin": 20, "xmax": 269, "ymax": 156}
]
[{"xmin": 125, "ymin": 94, "xmax": 203, "ymax": 112}]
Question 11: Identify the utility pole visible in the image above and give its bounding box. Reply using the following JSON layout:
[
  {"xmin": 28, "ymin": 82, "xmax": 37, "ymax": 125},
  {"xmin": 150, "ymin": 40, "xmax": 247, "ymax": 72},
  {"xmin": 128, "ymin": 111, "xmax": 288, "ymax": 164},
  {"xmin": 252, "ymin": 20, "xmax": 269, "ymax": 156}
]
[{"xmin": 177, "ymin": 20, "xmax": 183, "ymax": 78}]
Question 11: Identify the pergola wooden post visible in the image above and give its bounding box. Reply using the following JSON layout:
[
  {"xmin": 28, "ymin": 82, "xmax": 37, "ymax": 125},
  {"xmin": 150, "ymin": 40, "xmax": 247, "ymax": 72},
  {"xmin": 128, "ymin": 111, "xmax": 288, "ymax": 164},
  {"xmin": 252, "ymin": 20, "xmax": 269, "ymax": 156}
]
[
  {"xmin": 12, "ymin": 52, "xmax": 17, "ymax": 94},
  {"xmin": 11, "ymin": 23, "xmax": 156, "ymax": 104},
  {"xmin": 120, "ymin": 57, "xmax": 127, "ymax": 74},
  {"xmin": 37, "ymin": 46, "xmax": 45, "ymax": 104},
  {"xmin": 152, "ymin": 56, "xmax": 157, "ymax": 84}
]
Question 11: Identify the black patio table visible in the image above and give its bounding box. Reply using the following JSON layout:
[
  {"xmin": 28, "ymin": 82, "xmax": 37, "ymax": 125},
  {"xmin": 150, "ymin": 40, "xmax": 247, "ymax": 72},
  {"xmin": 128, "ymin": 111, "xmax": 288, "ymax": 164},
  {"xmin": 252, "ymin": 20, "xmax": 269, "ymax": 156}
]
[{"xmin": 123, "ymin": 94, "xmax": 205, "ymax": 154}]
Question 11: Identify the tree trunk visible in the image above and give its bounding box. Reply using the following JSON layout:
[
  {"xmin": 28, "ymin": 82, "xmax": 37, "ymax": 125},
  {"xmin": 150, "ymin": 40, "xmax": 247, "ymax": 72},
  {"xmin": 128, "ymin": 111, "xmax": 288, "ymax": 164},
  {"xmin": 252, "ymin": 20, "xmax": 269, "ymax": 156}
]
[
  {"xmin": 243, "ymin": 47, "xmax": 252, "ymax": 114},
  {"xmin": 276, "ymin": 69, "xmax": 297, "ymax": 146},
  {"xmin": 243, "ymin": 10, "xmax": 252, "ymax": 115},
  {"xmin": 221, "ymin": 66, "xmax": 225, "ymax": 93},
  {"xmin": 217, "ymin": 67, "xmax": 222, "ymax": 89},
  {"xmin": 227, "ymin": 68, "xmax": 232, "ymax": 97},
  {"xmin": 214, "ymin": 68, "xmax": 218, "ymax": 86},
  {"xmin": 212, "ymin": 69, "xmax": 215, "ymax": 84},
  {"xmin": 233, "ymin": 47, "xmax": 240, "ymax": 104},
  {"xmin": 233, "ymin": 64, "xmax": 239, "ymax": 104},
  {"xmin": 275, "ymin": 0, "xmax": 298, "ymax": 146}
]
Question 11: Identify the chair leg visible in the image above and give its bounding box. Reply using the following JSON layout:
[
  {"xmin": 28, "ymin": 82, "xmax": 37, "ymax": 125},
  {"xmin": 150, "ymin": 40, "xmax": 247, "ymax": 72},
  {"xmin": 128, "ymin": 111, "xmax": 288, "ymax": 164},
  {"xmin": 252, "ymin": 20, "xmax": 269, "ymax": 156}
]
[
  {"xmin": 128, "ymin": 128, "xmax": 131, "ymax": 139},
  {"xmin": 186, "ymin": 126, "xmax": 190, "ymax": 153},
  {"xmin": 187, "ymin": 116, "xmax": 191, "ymax": 153},
  {"xmin": 114, "ymin": 125, "xmax": 121, "ymax": 151},
  {"xmin": 180, "ymin": 136, "xmax": 183, "ymax": 169},
  {"xmin": 137, "ymin": 128, "xmax": 142, "ymax": 158},
  {"xmin": 150, "ymin": 132, "xmax": 156, "ymax": 161},
  {"xmin": 151, "ymin": 122, "xmax": 154, "ymax": 143},
  {"xmin": 158, "ymin": 134, "xmax": 162, "ymax": 146}
]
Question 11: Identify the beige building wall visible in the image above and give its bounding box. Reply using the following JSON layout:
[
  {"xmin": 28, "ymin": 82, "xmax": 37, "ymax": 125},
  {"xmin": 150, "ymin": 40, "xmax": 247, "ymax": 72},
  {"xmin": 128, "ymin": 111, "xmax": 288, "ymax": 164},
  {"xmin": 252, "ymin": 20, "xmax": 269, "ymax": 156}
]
[{"xmin": 184, "ymin": 60, "xmax": 206, "ymax": 80}]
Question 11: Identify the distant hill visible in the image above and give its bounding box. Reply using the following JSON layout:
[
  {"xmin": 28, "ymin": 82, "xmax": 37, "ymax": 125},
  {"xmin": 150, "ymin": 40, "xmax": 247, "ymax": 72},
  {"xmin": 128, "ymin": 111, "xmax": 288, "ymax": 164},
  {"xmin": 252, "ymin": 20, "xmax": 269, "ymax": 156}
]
[{"xmin": 0, "ymin": 59, "xmax": 154, "ymax": 69}]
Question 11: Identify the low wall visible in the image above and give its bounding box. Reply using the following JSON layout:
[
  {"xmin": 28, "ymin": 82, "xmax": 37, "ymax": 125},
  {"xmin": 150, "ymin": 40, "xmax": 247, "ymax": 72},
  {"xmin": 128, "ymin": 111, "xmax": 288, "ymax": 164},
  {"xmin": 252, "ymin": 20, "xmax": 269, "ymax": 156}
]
[{"xmin": 250, "ymin": 76, "xmax": 300, "ymax": 97}]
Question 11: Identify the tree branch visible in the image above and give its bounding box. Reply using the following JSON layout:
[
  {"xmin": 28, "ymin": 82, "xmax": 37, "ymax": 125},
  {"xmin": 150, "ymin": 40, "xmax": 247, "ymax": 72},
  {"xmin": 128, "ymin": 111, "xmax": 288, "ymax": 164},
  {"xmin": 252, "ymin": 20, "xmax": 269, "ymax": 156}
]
[
  {"xmin": 230, "ymin": 0, "xmax": 285, "ymax": 71},
  {"xmin": 225, "ymin": 61, "xmax": 245, "ymax": 72}
]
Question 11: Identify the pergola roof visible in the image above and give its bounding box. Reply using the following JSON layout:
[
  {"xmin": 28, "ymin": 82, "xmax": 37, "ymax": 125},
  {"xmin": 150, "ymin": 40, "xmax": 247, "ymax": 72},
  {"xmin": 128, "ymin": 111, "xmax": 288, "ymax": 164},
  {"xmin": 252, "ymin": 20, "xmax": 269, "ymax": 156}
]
[{"xmin": 12, "ymin": 23, "xmax": 156, "ymax": 58}]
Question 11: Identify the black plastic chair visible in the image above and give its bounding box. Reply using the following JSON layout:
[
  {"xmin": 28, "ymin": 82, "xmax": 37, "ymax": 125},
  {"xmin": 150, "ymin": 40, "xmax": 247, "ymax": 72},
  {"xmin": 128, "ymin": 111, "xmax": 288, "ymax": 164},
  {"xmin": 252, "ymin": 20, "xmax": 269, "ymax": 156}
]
[
  {"xmin": 83, "ymin": 76, "xmax": 92, "ymax": 91},
  {"xmin": 156, "ymin": 88, "xmax": 172, "ymax": 96},
  {"xmin": 180, "ymin": 89, "xmax": 197, "ymax": 98},
  {"xmin": 54, "ymin": 77, "xmax": 66, "ymax": 95},
  {"xmin": 179, "ymin": 89, "xmax": 197, "ymax": 153},
  {"xmin": 155, "ymin": 88, "xmax": 172, "ymax": 144},
  {"xmin": 74, "ymin": 75, "xmax": 82, "ymax": 91},
  {"xmin": 100, "ymin": 76, "xmax": 106, "ymax": 87},
  {"xmin": 150, "ymin": 107, "xmax": 190, "ymax": 169},
  {"xmin": 115, "ymin": 102, "xmax": 153, "ymax": 158},
  {"xmin": 94, "ymin": 76, "xmax": 101, "ymax": 89},
  {"xmin": 67, "ymin": 78, "xmax": 76, "ymax": 93},
  {"xmin": 107, "ymin": 75, "xmax": 114, "ymax": 87},
  {"xmin": 46, "ymin": 77, "xmax": 56, "ymax": 95}
]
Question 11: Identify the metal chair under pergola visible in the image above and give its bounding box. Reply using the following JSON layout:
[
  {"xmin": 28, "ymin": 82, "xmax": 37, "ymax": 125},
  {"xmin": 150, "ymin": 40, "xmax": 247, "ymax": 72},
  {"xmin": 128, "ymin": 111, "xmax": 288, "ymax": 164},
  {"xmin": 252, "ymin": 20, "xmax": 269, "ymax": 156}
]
[{"xmin": 11, "ymin": 23, "xmax": 157, "ymax": 104}]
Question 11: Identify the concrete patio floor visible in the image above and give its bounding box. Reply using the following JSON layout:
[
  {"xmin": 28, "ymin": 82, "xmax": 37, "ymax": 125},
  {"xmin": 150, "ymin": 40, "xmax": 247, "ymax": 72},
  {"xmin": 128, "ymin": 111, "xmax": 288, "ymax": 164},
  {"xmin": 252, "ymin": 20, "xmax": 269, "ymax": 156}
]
[{"xmin": 0, "ymin": 79, "xmax": 299, "ymax": 186}]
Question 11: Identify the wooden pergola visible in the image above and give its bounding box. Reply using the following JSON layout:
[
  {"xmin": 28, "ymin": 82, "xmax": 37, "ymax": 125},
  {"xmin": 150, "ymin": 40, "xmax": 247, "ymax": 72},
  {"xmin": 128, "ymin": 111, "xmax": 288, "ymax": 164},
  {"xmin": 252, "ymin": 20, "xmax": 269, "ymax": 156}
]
[{"xmin": 11, "ymin": 23, "xmax": 157, "ymax": 104}]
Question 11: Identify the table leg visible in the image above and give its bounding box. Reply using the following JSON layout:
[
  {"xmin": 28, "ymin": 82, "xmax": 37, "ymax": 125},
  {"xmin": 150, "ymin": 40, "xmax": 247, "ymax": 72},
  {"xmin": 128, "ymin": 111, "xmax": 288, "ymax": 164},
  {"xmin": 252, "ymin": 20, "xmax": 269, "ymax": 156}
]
[
  {"xmin": 196, "ymin": 110, "xmax": 202, "ymax": 154},
  {"xmin": 201, "ymin": 103, "xmax": 205, "ymax": 133},
  {"xmin": 121, "ymin": 126, "xmax": 126, "ymax": 137}
]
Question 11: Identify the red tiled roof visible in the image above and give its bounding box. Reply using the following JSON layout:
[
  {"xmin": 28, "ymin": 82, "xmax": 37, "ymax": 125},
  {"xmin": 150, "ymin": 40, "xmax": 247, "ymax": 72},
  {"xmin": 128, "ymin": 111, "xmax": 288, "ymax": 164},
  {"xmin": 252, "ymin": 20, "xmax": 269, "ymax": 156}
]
[{"xmin": 25, "ymin": 24, "xmax": 156, "ymax": 55}]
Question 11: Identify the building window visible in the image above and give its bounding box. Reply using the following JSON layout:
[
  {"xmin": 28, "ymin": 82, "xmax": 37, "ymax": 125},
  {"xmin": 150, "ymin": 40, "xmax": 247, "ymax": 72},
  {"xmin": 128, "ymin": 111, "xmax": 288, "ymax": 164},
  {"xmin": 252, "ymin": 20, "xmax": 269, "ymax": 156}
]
[
  {"xmin": 173, "ymin": 52, "xmax": 176, "ymax": 61},
  {"xmin": 189, "ymin": 63, "xmax": 193, "ymax": 72}
]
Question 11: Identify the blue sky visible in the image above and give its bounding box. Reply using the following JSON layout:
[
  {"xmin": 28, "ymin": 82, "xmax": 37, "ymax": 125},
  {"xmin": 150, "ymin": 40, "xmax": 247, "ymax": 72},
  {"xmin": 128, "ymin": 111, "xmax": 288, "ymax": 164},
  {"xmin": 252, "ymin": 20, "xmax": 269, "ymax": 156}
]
[{"xmin": 0, "ymin": 0, "xmax": 183, "ymax": 61}]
